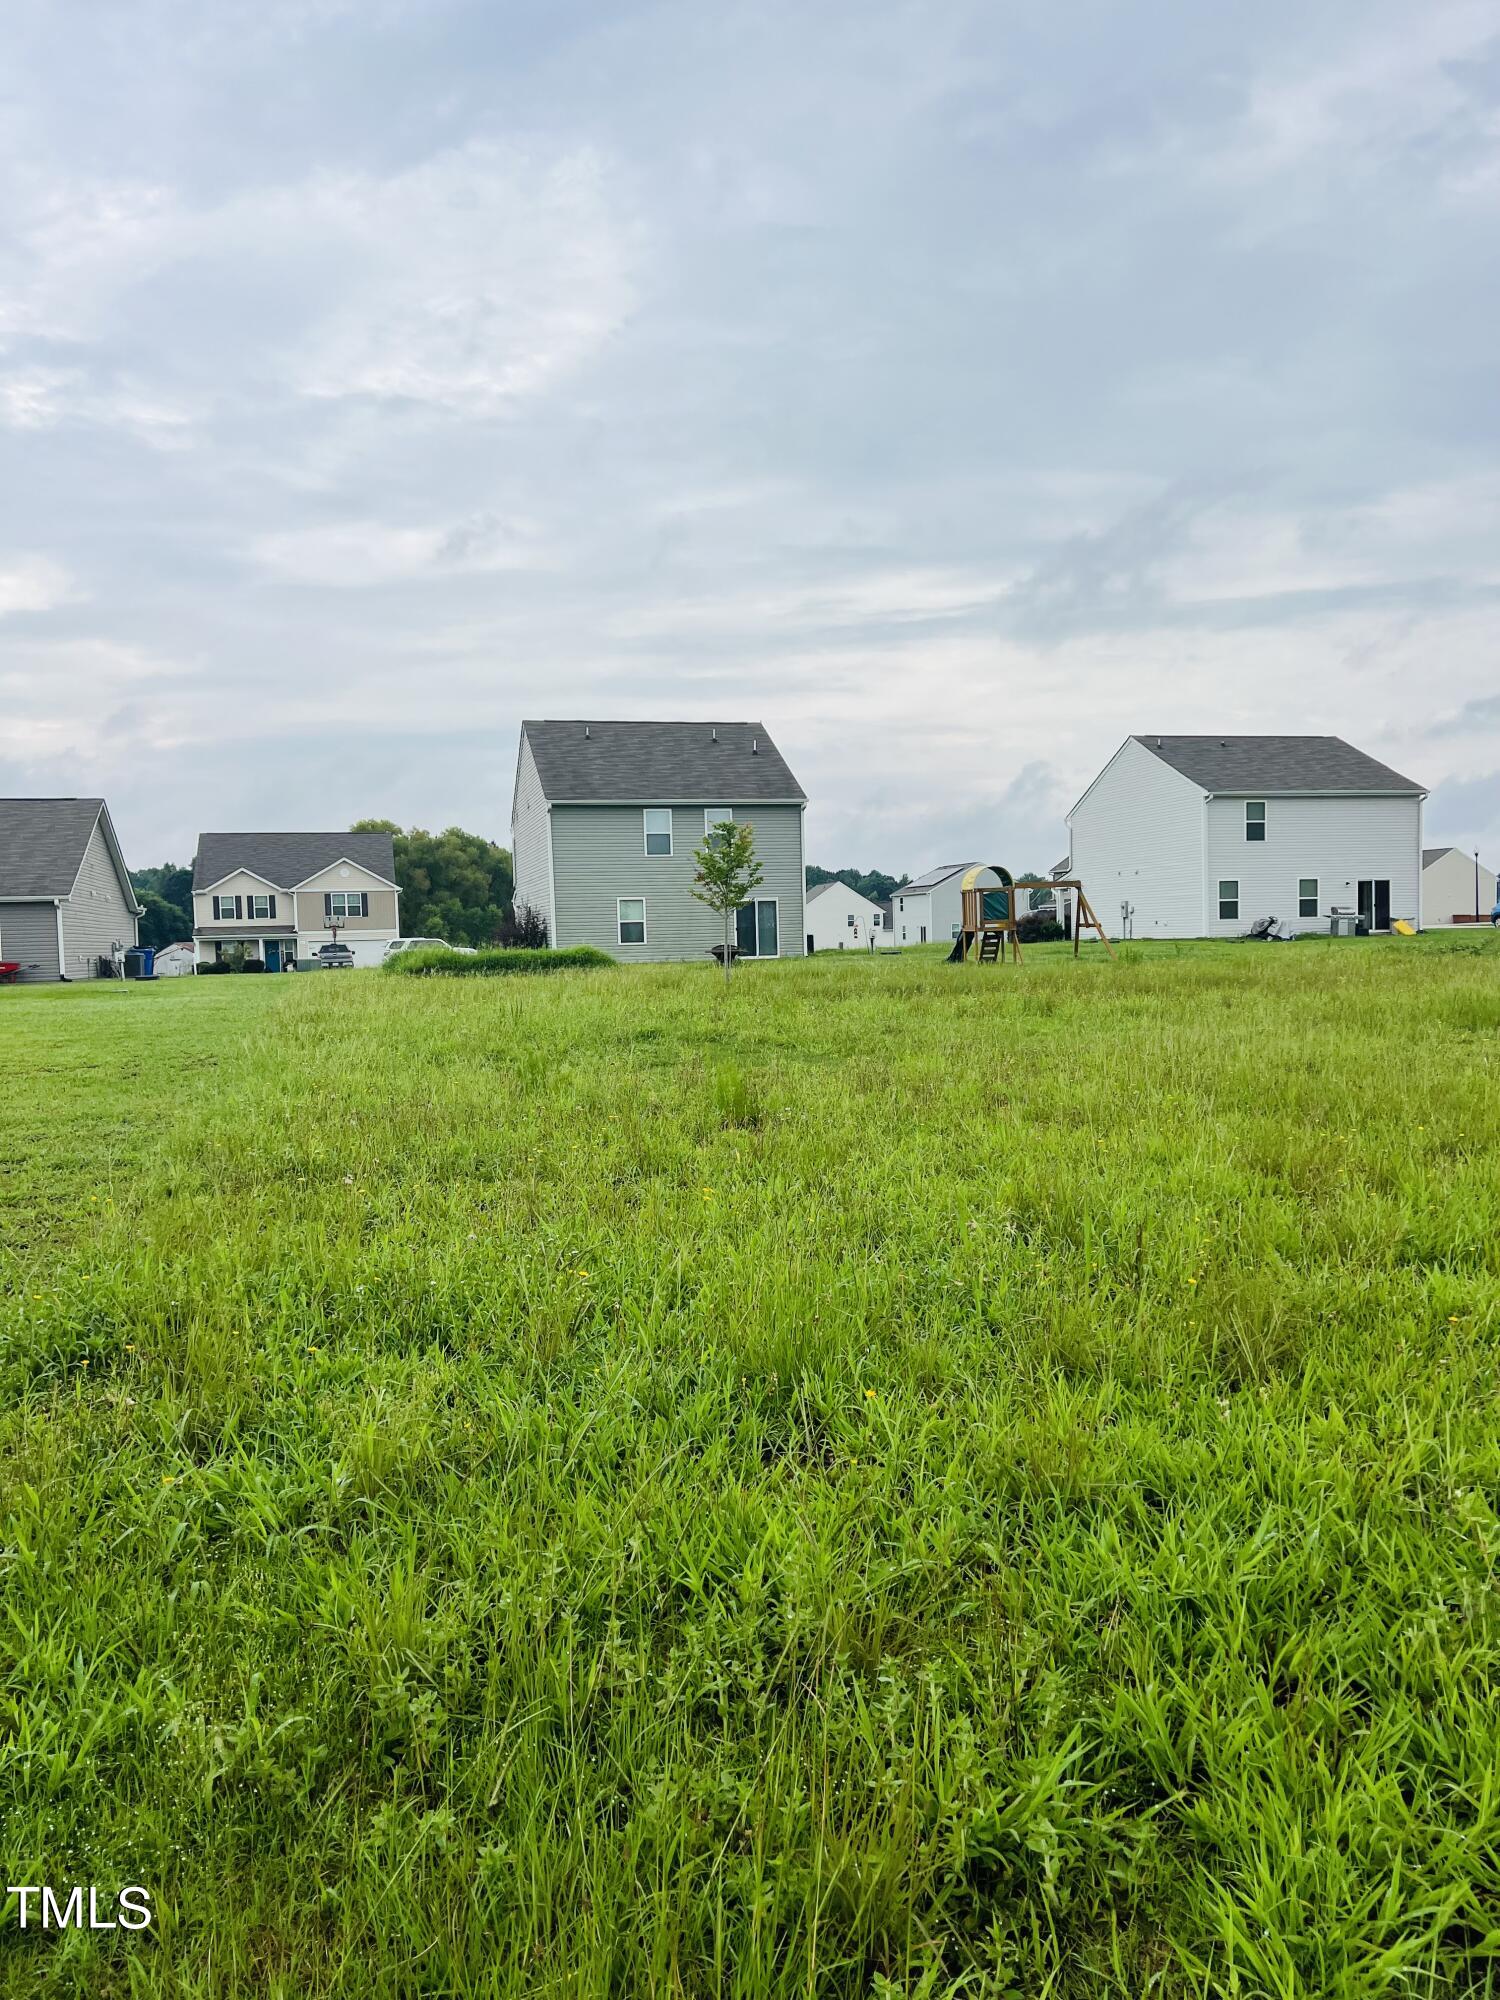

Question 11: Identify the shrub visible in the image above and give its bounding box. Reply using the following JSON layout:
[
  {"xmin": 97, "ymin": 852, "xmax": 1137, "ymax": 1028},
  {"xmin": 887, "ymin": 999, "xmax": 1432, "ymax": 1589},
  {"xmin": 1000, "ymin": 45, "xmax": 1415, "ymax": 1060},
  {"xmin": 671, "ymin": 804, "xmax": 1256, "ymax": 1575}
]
[
  {"xmin": 498, "ymin": 902, "xmax": 550, "ymax": 949},
  {"xmin": 385, "ymin": 945, "xmax": 613, "ymax": 977},
  {"xmin": 195, "ymin": 961, "xmax": 231, "ymax": 974},
  {"xmin": 1016, "ymin": 915, "xmax": 1065, "ymax": 943}
]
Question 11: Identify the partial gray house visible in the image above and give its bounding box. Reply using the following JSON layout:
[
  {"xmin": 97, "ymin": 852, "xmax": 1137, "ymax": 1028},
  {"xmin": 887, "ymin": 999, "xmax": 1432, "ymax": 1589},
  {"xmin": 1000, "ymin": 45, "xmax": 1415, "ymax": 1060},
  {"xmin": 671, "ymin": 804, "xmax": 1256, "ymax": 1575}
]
[
  {"xmin": 512, "ymin": 720, "xmax": 807, "ymax": 961},
  {"xmin": 0, "ymin": 797, "xmax": 142, "ymax": 981}
]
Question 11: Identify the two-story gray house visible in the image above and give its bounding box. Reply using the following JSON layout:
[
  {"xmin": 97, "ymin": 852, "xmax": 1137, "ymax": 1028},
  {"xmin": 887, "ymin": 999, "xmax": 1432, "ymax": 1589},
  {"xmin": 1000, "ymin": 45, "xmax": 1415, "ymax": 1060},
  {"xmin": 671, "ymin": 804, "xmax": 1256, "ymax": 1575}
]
[
  {"xmin": 512, "ymin": 721, "xmax": 807, "ymax": 962},
  {"xmin": 0, "ymin": 796, "xmax": 142, "ymax": 981}
]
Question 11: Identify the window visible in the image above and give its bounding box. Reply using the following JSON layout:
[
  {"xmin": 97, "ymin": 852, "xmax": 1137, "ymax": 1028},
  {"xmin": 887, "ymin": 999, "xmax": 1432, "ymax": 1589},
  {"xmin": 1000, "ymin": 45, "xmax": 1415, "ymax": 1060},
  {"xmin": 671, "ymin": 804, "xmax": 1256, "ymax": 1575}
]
[
  {"xmin": 1298, "ymin": 878, "xmax": 1319, "ymax": 918},
  {"xmin": 734, "ymin": 900, "xmax": 779, "ymax": 958},
  {"xmin": 644, "ymin": 809, "xmax": 672, "ymax": 856},
  {"xmin": 249, "ymin": 894, "xmax": 276, "ymax": 920},
  {"xmin": 1245, "ymin": 801, "xmax": 1266, "ymax": 842},
  {"xmin": 618, "ymin": 898, "xmax": 646, "ymax": 945},
  {"xmin": 212, "ymin": 894, "xmax": 241, "ymax": 920},
  {"xmin": 703, "ymin": 808, "xmax": 732, "ymax": 834},
  {"xmin": 951, "ymin": 924, "xmax": 961, "ymax": 939},
  {"xmin": 920, "ymin": 926, "xmax": 927, "ymax": 943},
  {"xmin": 326, "ymin": 891, "xmax": 368, "ymax": 920},
  {"xmin": 846, "ymin": 912, "xmax": 855, "ymax": 927},
  {"xmin": 1218, "ymin": 880, "xmax": 1239, "ymax": 920}
]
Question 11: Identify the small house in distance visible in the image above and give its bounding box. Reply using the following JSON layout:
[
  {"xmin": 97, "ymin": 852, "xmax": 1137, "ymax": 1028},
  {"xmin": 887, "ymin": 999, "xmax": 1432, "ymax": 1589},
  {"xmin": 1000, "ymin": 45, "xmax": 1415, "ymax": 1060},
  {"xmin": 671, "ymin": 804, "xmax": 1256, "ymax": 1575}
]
[
  {"xmin": 512, "ymin": 720, "xmax": 807, "ymax": 961},
  {"xmin": 1422, "ymin": 845, "xmax": 1496, "ymax": 927},
  {"xmin": 805, "ymin": 879, "xmax": 886, "ymax": 953},
  {"xmin": 1067, "ymin": 735, "xmax": 1426, "ymax": 937},
  {"xmin": 891, "ymin": 864, "xmax": 977, "ymax": 946},
  {"xmin": 0, "ymin": 797, "xmax": 142, "ymax": 981},
  {"xmin": 191, "ymin": 830, "xmax": 400, "ymax": 968}
]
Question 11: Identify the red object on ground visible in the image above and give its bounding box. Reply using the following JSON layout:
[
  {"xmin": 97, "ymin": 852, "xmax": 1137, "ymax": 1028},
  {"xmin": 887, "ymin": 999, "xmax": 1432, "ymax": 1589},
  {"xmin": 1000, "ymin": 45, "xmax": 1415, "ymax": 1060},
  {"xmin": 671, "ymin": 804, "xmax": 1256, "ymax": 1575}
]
[{"xmin": 0, "ymin": 962, "xmax": 20, "ymax": 984}]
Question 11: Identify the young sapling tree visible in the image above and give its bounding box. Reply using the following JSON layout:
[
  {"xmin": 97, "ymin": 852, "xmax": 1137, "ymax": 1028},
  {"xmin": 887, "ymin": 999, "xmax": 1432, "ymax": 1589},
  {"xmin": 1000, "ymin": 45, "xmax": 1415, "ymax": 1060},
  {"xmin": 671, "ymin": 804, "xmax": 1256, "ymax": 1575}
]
[{"xmin": 692, "ymin": 820, "xmax": 763, "ymax": 982}]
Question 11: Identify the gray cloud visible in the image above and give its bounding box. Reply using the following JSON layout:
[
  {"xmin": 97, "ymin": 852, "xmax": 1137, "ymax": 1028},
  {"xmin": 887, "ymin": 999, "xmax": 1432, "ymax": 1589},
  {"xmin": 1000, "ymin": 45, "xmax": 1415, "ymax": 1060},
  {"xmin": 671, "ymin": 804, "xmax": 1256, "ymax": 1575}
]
[{"xmin": 2, "ymin": 0, "xmax": 1498, "ymax": 876}]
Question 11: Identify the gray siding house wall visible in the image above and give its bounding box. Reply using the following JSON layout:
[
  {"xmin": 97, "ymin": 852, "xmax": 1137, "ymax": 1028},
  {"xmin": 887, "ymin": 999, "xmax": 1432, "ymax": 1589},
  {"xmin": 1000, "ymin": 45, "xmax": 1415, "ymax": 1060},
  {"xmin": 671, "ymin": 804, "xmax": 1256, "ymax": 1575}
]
[
  {"xmin": 61, "ymin": 819, "xmax": 140, "ymax": 977},
  {"xmin": 0, "ymin": 902, "xmax": 61, "ymax": 981},
  {"xmin": 514, "ymin": 720, "xmax": 808, "ymax": 962},
  {"xmin": 551, "ymin": 803, "xmax": 805, "ymax": 960}
]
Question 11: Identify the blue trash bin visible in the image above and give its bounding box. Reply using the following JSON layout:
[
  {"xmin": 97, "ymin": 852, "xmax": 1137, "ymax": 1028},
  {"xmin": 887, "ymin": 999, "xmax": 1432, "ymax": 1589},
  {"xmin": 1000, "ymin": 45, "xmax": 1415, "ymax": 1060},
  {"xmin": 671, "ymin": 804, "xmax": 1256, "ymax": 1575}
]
[{"xmin": 138, "ymin": 947, "xmax": 155, "ymax": 978}]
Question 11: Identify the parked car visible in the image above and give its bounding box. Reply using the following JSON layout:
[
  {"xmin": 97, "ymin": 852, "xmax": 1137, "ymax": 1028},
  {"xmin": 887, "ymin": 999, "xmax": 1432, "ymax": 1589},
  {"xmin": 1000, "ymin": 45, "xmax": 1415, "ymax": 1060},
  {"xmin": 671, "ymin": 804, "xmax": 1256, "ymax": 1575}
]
[
  {"xmin": 382, "ymin": 937, "xmax": 450, "ymax": 961},
  {"xmin": 315, "ymin": 941, "xmax": 357, "ymax": 969}
]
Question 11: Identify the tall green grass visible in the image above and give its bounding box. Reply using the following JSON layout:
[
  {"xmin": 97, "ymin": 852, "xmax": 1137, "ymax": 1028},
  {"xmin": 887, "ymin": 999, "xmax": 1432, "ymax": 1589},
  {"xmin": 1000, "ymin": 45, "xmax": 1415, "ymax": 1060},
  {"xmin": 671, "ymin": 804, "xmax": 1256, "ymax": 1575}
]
[{"xmin": 1, "ymin": 936, "xmax": 1497, "ymax": 1997}]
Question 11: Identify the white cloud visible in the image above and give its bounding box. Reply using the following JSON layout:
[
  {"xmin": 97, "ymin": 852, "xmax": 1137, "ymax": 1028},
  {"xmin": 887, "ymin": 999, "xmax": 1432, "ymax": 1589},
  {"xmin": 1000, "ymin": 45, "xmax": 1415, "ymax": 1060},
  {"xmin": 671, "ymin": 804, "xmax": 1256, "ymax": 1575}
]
[{"xmin": 0, "ymin": 555, "xmax": 77, "ymax": 615}]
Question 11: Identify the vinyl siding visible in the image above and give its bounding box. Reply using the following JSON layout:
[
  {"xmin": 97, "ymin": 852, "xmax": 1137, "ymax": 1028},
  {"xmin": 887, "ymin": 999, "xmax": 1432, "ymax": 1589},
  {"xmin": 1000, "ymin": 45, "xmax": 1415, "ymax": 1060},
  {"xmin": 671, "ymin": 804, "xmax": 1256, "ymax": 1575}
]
[
  {"xmin": 511, "ymin": 735, "xmax": 553, "ymax": 939},
  {"xmin": 60, "ymin": 819, "xmax": 139, "ymax": 977},
  {"xmin": 193, "ymin": 869, "xmax": 286, "ymax": 929},
  {"xmin": 806, "ymin": 882, "xmax": 883, "ymax": 951},
  {"xmin": 1068, "ymin": 738, "xmax": 1207, "ymax": 938},
  {"xmin": 1205, "ymin": 794, "xmax": 1422, "ymax": 934},
  {"xmin": 291, "ymin": 886, "xmax": 399, "ymax": 933},
  {"xmin": 551, "ymin": 803, "xmax": 806, "ymax": 961},
  {"xmin": 1422, "ymin": 848, "xmax": 1496, "ymax": 926},
  {"xmin": 0, "ymin": 902, "xmax": 61, "ymax": 980}
]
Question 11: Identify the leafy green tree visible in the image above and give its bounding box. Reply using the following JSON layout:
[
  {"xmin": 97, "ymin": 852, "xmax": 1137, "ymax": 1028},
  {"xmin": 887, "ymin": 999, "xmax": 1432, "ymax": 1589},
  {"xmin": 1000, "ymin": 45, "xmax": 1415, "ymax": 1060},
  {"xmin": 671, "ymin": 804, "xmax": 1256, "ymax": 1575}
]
[
  {"xmin": 693, "ymin": 820, "xmax": 763, "ymax": 983},
  {"xmin": 806, "ymin": 864, "xmax": 909, "ymax": 906},
  {"xmin": 351, "ymin": 820, "xmax": 514, "ymax": 948},
  {"xmin": 130, "ymin": 864, "xmax": 194, "ymax": 949}
]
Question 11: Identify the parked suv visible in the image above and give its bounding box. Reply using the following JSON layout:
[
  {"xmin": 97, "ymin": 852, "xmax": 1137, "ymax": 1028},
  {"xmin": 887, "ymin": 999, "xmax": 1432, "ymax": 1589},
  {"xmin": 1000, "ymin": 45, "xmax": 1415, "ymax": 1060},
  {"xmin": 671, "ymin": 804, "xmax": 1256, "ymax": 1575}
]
[
  {"xmin": 382, "ymin": 937, "xmax": 450, "ymax": 961},
  {"xmin": 315, "ymin": 941, "xmax": 357, "ymax": 969}
]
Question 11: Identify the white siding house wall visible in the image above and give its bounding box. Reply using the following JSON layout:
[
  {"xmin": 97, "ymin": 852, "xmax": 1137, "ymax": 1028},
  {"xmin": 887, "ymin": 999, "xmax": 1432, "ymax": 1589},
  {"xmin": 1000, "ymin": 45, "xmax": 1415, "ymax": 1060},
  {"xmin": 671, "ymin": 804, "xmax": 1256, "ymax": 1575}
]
[
  {"xmin": 0, "ymin": 902, "xmax": 61, "ymax": 981},
  {"xmin": 806, "ymin": 882, "xmax": 884, "ymax": 952},
  {"xmin": 1423, "ymin": 848, "xmax": 1496, "ymax": 926},
  {"xmin": 1068, "ymin": 739, "xmax": 1206, "ymax": 938},
  {"xmin": 510, "ymin": 735, "xmax": 554, "ymax": 939},
  {"xmin": 1205, "ymin": 795, "xmax": 1422, "ymax": 935}
]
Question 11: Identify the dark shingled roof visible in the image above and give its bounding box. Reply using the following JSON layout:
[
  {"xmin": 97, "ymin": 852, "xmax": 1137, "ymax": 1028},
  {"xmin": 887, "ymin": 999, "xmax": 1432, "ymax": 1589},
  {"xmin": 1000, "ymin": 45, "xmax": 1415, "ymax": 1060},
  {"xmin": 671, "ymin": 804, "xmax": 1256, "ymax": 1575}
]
[
  {"xmin": 522, "ymin": 720, "xmax": 805, "ymax": 803},
  {"xmin": 899, "ymin": 864, "xmax": 971, "ymax": 894},
  {"xmin": 1134, "ymin": 735, "xmax": 1423, "ymax": 794},
  {"xmin": 0, "ymin": 796, "xmax": 116, "ymax": 898},
  {"xmin": 193, "ymin": 830, "xmax": 397, "ymax": 891},
  {"xmin": 1422, "ymin": 846, "xmax": 1460, "ymax": 867}
]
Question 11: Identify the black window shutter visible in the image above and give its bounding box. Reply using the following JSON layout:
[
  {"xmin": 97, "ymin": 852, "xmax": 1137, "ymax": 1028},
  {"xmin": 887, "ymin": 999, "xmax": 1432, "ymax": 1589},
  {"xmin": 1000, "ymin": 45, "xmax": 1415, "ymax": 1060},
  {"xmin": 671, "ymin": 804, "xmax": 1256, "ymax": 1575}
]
[
  {"xmin": 324, "ymin": 893, "xmax": 332, "ymax": 919},
  {"xmin": 360, "ymin": 893, "xmax": 369, "ymax": 917},
  {"xmin": 268, "ymin": 894, "xmax": 276, "ymax": 918}
]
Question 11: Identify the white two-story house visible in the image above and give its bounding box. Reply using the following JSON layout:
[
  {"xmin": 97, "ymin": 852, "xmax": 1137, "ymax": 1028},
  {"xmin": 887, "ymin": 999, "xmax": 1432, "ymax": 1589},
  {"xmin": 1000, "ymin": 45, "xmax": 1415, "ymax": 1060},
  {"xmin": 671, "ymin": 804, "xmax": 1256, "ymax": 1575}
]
[
  {"xmin": 191, "ymin": 830, "xmax": 401, "ymax": 969},
  {"xmin": 1067, "ymin": 736, "xmax": 1426, "ymax": 937},
  {"xmin": 512, "ymin": 720, "xmax": 807, "ymax": 962}
]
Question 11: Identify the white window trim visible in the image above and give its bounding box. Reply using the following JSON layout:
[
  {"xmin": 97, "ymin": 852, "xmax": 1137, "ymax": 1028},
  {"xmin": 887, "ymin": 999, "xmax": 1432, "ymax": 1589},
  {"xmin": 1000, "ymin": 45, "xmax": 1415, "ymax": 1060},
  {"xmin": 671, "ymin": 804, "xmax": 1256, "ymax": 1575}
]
[
  {"xmin": 704, "ymin": 808, "xmax": 733, "ymax": 834},
  {"xmin": 735, "ymin": 896, "xmax": 781, "ymax": 959},
  {"xmin": 1245, "ymin": 801, "xmax": 1266, "ymax": 841},
  {"xmin": 1218, "ymin": 879, "xmax": 1240, "ymax": 920},
  {"xmin": 617, "ymin": 896, "xmax": 647, "ymax": 946},
  {"xmin": 1298, "ymin": 877, "xmax": 1319, "ymax": 917},
  {"xmin": 643, "ymin": 809, "xmax": 673, "ymax": 857}
]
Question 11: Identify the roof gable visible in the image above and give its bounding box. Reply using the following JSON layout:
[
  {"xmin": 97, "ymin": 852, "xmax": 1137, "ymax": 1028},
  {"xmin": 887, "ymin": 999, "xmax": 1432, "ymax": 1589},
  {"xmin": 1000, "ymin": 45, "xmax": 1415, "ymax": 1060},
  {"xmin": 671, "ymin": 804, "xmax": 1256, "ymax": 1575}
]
[
  {"xmin": 521, "ymin": 720, "xmax": 805, "ymax": 803},
  {"xmin": 900, "ymin": 864, "xmax": 971, "ymax": 894},
  {"xmin": 192, "ymin": 831, "xmax": 397, "ymax": 892},
  {"xmin": 1133, "ymin": 735, "xmax": 1424, "ymax": 794},
  {"xmin": 0, "ymin": 797, "xmax": 108, "ymax": 898}
]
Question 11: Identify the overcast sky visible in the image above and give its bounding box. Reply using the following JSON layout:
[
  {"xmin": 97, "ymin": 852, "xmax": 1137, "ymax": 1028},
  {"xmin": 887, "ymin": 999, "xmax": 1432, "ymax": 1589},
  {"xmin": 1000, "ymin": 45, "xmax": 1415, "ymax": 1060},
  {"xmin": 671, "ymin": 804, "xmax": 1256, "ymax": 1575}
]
[{"xmin": 2, "ymin": 0, "xmax": 1497, "ymax": 876}]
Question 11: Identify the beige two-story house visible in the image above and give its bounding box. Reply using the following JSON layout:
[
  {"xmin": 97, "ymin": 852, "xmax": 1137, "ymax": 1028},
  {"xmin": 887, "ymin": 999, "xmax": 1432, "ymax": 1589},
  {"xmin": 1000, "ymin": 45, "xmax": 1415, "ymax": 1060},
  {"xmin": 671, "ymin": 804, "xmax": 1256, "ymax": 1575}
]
[{"xmin": 191, "ymin": 830, "xmax": 400, "ymax": 969}]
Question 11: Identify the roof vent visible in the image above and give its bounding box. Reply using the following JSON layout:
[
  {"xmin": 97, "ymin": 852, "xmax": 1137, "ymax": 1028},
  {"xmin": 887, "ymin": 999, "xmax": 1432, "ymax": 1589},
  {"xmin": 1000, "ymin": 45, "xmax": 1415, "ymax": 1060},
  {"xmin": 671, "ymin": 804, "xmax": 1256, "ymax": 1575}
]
[
  {"xmin": 584, "ymin": 723, "xmax": 590, "ymax": 738},
  {"xmin": 711, "ymin": 726, "xmax": 718, "ymax": 742},
  {"xmin": 752, "ymin": 736, "xmax": 759, "ymax": 754}
]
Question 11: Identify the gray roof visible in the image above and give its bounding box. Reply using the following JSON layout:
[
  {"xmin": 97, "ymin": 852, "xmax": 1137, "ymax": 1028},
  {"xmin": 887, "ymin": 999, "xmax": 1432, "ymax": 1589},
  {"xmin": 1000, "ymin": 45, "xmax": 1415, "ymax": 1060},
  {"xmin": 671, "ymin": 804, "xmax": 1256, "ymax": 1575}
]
[
  {"xmin": 806, "ymin": 879, "xmax": 880, "ymax": 907},
  {"xmin": 522, "ymin": 720, "xmax": 805, "ymax": 803},
  {"xmin": 899, "ymin": 864, "xmax": 971, "ymax": 894},
  {"xmin": 193, "ymin": 830, "xmax": 397, "ymax": 891},
  {"xmin": 0, "ymin": 796, "xmax": 133, "ymax": 901},
  {"xmin": 1423, "ymin": 846, "xmax": 1460, "ymax": 867},
  {"xmin": 1135, "ymin": 735, "xmax": 1423, "ymax": 794}
]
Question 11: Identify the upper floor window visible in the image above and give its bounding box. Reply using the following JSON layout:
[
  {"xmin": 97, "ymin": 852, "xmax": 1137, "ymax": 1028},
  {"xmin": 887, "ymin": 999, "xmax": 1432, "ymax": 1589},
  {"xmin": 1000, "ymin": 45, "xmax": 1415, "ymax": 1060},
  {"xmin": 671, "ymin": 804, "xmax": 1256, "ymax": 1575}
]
[
  {"xmin": 1245, "ymin": 801, "xmax": 1266, "ymax": 842},
  {"xmin": 326, "ymin": 891, "xmax": 368, "ymax": 920},
  {"xmin": 248, "ymin": 894, "xmax": 276, "ymax": 920},
  {"xmin": 212, "ymin": 894, "xmax": 241, "ymax": 920},
  {"xmin": 644, "ymin": 808, "xmax": 672, "ymax": 857},
  {"xmin": 704, "ymin": 808, "xmax": 733, "ymax": 835}
]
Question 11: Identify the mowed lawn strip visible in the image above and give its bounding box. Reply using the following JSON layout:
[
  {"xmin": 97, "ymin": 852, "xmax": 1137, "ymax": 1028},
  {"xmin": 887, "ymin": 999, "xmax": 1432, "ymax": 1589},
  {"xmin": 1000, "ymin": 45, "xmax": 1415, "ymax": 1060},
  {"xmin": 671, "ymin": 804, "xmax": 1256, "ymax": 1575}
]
[{"xmin": 1, "ymin": 938, "xmax": 1498, "ymax": 1998}]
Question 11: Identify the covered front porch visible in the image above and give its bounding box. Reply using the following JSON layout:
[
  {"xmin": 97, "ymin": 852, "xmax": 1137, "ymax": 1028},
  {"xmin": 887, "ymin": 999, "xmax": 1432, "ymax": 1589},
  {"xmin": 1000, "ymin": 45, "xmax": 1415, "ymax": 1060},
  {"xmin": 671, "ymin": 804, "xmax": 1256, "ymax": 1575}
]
[{"xmin": 196, "ymin": 927, "xmax": 300, "ymax": 971}]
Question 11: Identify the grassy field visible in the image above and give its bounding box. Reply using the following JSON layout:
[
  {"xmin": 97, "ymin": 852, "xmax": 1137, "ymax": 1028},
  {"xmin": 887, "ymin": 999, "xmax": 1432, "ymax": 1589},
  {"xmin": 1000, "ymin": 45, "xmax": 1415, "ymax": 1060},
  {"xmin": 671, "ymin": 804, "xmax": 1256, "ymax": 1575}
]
[{"xmin": 2, "ymin": 937, "xmax": 1498, "ymax": 1998}]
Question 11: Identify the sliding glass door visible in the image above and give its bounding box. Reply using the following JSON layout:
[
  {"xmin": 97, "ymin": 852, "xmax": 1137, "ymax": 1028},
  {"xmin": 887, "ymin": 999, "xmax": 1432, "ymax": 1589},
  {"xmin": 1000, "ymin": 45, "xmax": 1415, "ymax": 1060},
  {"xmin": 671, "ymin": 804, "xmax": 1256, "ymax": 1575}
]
[{"xmin": 734, "ymin": 900, "xmax": 780, "ymax": 957}]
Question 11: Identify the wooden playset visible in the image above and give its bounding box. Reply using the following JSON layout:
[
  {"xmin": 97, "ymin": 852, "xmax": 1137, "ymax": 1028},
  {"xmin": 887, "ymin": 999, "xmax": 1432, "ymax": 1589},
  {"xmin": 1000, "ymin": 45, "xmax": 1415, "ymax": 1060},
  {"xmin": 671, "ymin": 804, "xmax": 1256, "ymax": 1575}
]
[{"xmin": 946, "ymin": 864, "xmax": 1116, "ymax": 964}]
